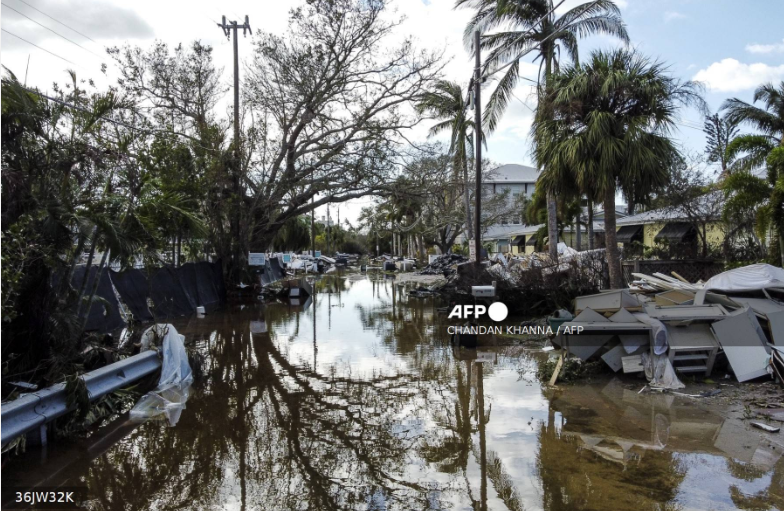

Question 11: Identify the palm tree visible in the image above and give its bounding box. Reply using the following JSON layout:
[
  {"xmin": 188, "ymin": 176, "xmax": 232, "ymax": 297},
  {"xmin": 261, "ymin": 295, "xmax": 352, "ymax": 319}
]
[
  {"xmin": 417, "ymin": 80, "xmax": 478, "ymax": 243},
  {"xmin": 722, "ymin": 149, "xmax": 784, "ymax": 265},
  {"xmin": 722, "ymin": 82, "xmax": 784, "ymax": 150},
  {"xmin": 535, "ymin": 49, "xmax": 704, "ymax": 288},
  {"xmin": 721, "ymin": 81, "xmax": 784, "ymax": 264},
  {"xmin": 457, "ymin": 0, "xmax": 629, "ymax": 260}
]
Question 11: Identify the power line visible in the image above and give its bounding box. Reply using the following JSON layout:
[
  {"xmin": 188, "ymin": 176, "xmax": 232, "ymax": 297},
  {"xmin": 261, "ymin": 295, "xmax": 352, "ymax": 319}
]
[
  {"xmin": 12, "ymin": 0, "xmax": 98, "ymax": 44},
  {"xmin": 2, "ymin": 2, "xmax": 105, "ymax": 60},
  {"xmin": 1, "ymin": 28, "xmax": 77, "ymax": 66}
]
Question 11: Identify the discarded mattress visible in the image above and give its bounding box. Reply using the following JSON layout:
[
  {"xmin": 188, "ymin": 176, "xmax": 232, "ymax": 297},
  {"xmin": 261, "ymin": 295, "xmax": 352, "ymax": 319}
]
[{"xmin": 702, "ymin": 264, "xmax": 784, "ymax": 293}]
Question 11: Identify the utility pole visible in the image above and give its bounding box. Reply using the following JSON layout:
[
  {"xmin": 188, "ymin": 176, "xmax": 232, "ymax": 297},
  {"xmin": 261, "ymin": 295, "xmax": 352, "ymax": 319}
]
[
  {"xmin": 473, "ymin": 30, "xmax": 483, "ymax": 270},
  {"xmin": 311, "ymin": 198, "xmax": 315, "ymax": 257},
  {"xmin": 217, "ymin": 15, "xmax": 251, "ymax": 275},
  {"xmin": 327, "ymin": 204, "xmax": 331, "ymax": 255}
]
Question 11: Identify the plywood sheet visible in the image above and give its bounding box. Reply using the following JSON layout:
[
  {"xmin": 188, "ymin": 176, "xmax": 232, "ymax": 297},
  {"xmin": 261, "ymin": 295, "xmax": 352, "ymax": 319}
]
[
  {"xmin": 644, "ymin": 303, "xmax": 727, "ymax": 320},
  {"xmin": 566, "ymin": 334, "xmax": 613, "ymax": 361},
  {"xmin": 572, "ymin": 308, "xmax": 611, "ymax": 323},
  {"xmin": 712, "ymin": 308, "xmax": 770, "ymax": 382},
  {"xmin": 768, "ymin": 310, "xmax": 784, "ymax": 346},
  {"xmin": 609, "ymin": 308, "xmax": 639, "ymax": 323},
  {"xmin": 576, "ymin": 290, "xmax": 640, "ymax": 312},
  {"xmin": 622, "ymin": 355, "xmax": 644, "ymax": 373},
  {"xmin": 732, "ymin": 297, "xmax": 784, "ymax": 315},
  {"xmin": 601, "ymin": 343, "xmax": 625, "ymax": 372},
  {"xmin": 667, "ymin": 324, "xmax": 719, "ymax": 350}
]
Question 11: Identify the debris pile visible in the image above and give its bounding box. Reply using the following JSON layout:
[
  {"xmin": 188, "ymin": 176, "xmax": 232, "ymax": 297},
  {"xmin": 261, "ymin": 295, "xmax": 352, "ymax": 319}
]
[
  {"xmin": 418, "ymin": 254, "xmax": 469, "ymax": 276},
  {"xmin": 549, "ymin": 264, "xmax": 784, "ymax": 388}
]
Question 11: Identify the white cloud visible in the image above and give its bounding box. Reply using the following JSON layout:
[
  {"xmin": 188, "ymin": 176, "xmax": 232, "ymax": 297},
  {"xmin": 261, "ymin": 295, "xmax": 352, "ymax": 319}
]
[
  {"xmin": 693, "ymin": 58, "xmax": 784, "ymax": 92},
  {"xmin": 746, "ymin": 39, "xmax": 784, "ymax": 54},
  {"xmin": 663, "ymin": 11, "xmax": 686, "ymax": 22}
]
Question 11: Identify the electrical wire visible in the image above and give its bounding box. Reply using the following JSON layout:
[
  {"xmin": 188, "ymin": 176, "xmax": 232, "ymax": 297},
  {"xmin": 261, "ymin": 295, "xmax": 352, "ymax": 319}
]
[
  {"xmin": 2, "ymin": 2, "xmax": 105, "ymax": 60},
  {"xmin": 13, "ymin": 0, "xmax": 98, "ymax": 43},
  {"xmin": 1, "ymin": 28, "xmax": 77, "ymax": 66}
]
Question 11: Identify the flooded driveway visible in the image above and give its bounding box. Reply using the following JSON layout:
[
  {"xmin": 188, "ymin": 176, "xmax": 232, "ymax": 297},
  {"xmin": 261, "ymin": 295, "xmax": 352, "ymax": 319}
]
[{"xmin": 4, "ymin": 274, "xmax": 784, "ymax": 510}]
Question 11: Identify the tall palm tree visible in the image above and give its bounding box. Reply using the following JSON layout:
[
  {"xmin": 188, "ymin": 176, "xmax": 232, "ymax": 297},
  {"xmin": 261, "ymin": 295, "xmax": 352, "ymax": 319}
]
[
  {"xmin": 417, "ymin": 80, "xmax": 479, "ymax": 243},
  {"xmin": 721, "ymin": 82, "xmax": 784, "ymax": 264},
  {"xmin": 457, "ymin": 0, "xmax": 629, "ymax": 260},
  {"xmin": 535, "ymin": 49, "xmax": 704, "ymax": 288}
]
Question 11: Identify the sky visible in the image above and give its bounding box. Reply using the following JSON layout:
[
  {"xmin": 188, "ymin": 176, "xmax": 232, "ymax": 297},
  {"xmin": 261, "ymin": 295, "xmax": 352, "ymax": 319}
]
[{"xmin": 2, "ymin": 0, "xmax": 783, "ymax": 224}]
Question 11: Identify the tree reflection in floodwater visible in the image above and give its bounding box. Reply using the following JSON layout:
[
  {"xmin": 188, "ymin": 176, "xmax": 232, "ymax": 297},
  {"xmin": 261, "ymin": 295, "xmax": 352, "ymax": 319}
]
[{"xmin": 4, "ymin": 275, "xmax": 784, "ymax": 511}]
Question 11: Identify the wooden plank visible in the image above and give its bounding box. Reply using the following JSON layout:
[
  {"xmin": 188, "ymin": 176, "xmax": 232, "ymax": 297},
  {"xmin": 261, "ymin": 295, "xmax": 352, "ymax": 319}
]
[
  {"xmin": 751, "ymin": 422, "xmax": 780, "ymax": 433},
  {"xmin": 549, "ymin": 353, "xmax": 564, "ymax": 386},
  {"xmin": 671, "ymin": 271, "xmax": 691, "ymax": 284}
]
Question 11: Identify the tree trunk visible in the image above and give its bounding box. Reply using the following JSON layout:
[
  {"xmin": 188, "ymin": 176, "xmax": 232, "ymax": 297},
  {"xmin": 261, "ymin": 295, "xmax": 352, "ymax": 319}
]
[
  {"xmin": 543, "ymin": 52, "xmax": 558, "ymax": 261},
  {"xmin": 61, "ymin": 233, "xmax": 86, "ymax": 298},
  {"xmin": 547, "ymin": 190, "xmax": 558, "ymax": 260},
  {"xmin": 603, "ymin": 186, "xmax": 622, "ymax": 289},
  {"xmin": 75, "ymin": 230, "xmax": 97, "ymax": 308},
  {"xmin": 587, "ymin": 200, "xmax": 595, "ymax": 250},
  {"xmin": 177, "ymin": 229, "xmax": 182, "ymax": 267},
  {"xmin": 701, "ymin": 224, "xmax": 708, "ymax": 259},
  {"xmin": 462, "ymin": 143, "xmax": 473, "ymax": 241},
  {"xmin": 575, "ymin": 212, "xmax": 581, "ymax": 251},
  {"xmin": 779, "ymin": 229, "xmax": 784, "ymax": 268}
]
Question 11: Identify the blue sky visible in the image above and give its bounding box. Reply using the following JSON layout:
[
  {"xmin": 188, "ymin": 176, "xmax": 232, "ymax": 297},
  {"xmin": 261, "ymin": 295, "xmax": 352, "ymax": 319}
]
[{"xmin": 1, "ymin": 0, "xmax": 783, "ymax": 221}]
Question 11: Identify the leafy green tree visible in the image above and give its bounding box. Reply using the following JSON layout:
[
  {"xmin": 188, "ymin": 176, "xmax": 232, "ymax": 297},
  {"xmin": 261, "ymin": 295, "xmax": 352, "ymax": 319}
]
[
  {"xmin": 704, "ymin": 113, "xmax": 739, "ymax": 179},
  {"xmin": 457, "ymin": 0, "xmax": 629, "ymax": 260},
  {"xmin": 534, "ymin": 49, "xmax": 704, "ymax": 287}
]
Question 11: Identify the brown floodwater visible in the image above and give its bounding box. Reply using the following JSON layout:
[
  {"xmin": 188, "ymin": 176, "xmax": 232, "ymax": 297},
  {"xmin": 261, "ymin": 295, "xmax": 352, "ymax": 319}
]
[{"xmin": 4, "ymin": 274, "xmax": 784, "ymax": 510}]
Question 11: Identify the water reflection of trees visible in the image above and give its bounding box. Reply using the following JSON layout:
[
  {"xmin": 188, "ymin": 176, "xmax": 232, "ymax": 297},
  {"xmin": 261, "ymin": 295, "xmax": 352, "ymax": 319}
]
[
  {"xmin": 84, "ymin": 301, "xmax": 460, "ymax": 510},
  {"xmin": 80, "ymin": 277, "xmax": 541, "ymax": 510}
]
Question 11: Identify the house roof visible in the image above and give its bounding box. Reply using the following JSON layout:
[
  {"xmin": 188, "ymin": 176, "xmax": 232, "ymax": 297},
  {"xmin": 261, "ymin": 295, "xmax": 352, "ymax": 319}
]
[
  {"xmin": 616, "ymin": 192, "xmax": 723, "ymax": 226},
  {"xmin": 485, "ymin": 164, "xmax": 539, "ymax": 184},
  {"xmin": 483, "ymin": 221, "xmax": 606, "ymax": 240}
]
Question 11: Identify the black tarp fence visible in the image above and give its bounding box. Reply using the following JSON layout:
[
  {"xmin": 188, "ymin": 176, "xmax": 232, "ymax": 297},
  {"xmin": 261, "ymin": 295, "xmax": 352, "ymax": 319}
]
[
  {"xmin": 74, "ymin": 261, "xmax": 226, "ymax": 333},
  {"xmin": 72, "ymin": 266, "xmax": 127, "ymax": 333}
]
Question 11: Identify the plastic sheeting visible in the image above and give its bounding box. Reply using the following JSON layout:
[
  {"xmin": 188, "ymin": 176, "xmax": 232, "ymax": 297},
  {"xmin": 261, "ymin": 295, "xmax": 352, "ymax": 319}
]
[
  {"xmin": 642, "ymin": 352, "xmax": 685, "ymax": 390},
  {"xmin": 703, "ymin": 264, "xmax": 784, "ymax": 292},
  {"xmin": 633, "ymin": 312, "xmax": 669, "ymax": 355},
  {"xmin": 130, "ymin": 324, "xmax": 193, "ymax": 426}
]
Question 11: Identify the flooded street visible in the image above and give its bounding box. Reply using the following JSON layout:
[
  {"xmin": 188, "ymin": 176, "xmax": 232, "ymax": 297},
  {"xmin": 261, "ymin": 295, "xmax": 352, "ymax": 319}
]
[{"xmin": 4, "ymin": 274, "xmax": 784, "ymax": 510}]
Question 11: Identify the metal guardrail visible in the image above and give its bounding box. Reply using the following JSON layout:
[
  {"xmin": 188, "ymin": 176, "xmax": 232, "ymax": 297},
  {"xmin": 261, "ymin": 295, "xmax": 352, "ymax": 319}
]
[{"xmin": 1, "ymin": 350, "xmax": 161, "ymax": 448}]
